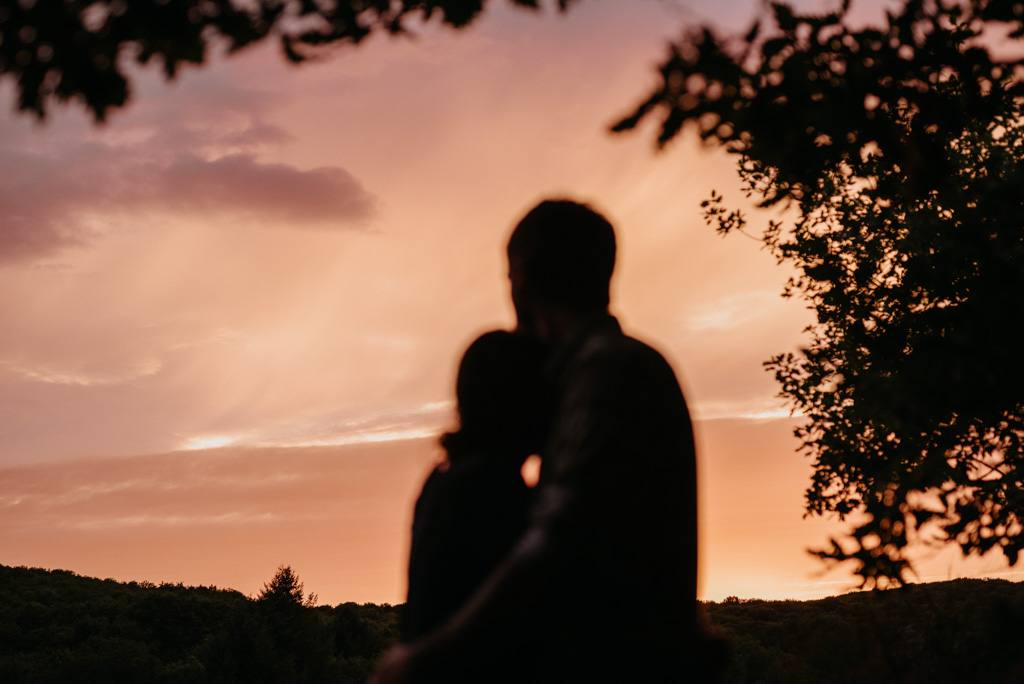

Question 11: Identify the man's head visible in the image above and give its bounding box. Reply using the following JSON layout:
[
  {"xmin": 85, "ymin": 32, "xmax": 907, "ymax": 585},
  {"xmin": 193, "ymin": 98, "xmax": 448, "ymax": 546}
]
[{"xmin": 507, "ymin": 199, "xmax": 616, "ymax": 334}]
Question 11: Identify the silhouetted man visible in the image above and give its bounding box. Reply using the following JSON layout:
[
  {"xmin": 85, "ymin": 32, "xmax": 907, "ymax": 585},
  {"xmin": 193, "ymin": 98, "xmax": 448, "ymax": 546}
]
[{"xmin": 371, "ymin": 199, "xmax": 701, "ymax": 682}]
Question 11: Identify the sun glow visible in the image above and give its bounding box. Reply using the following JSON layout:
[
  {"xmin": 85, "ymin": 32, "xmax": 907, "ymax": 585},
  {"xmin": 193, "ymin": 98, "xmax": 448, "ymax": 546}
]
[{"xmin": 182, "ymin": 435, "xmax": 241, "ymax": 451}]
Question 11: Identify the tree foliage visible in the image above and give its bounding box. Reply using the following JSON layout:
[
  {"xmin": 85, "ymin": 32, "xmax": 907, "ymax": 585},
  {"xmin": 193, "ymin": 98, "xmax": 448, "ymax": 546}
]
[
  {"xmin": 259, "ymin": 565, "xmax": 318, "ymax": 609},
  {"xmin": 615, "ymin": 0, "xmax": 1024, "ymax": 585},
  {"xmin": 0, "ymin": 0, "xmax": 573, "ymax": 121}
]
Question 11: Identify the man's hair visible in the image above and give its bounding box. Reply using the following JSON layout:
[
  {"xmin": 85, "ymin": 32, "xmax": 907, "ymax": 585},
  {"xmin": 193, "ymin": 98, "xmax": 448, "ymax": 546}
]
[{"xmin": 507, "ymin": 199, "xmax": 616, "ymax": 311}]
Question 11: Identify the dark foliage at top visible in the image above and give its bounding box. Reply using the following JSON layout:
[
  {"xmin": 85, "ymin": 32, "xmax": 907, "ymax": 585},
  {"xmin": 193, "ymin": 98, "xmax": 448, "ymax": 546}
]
[
  {"xmin": 0, "ymin": 564, "xmax": 400, "ymax": 684},
  {"xmin": 615, "ymin": 0, "xmax": 1024, "ymax": 205},
  {"xmin": 615, "ymin": 0, "xmax": 1024, "ymax": 586},
  {"xmin": 0, "ymin": 0, "xmax": 574, "ymax": 121}
]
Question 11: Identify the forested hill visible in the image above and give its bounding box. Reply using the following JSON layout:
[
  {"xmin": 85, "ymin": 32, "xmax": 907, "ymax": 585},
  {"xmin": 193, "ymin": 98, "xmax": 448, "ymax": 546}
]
[
  {"xmin": 0, "ymin": 564, "xmax": 400, "ymax": 683},
  {"xmin": 706, "ymin": 577, "xmax": 1024, "ymax": 684},
  {"xmin": 2, "ymin": 565, "xmax": 1024, "ymax": 683}
]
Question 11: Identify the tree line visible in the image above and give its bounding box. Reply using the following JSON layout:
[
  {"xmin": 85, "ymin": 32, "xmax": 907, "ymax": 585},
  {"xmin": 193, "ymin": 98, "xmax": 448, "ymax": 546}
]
[
  {"xmin": 707, "ymin": 577, "xmax": 1024, "ymax": 683},
  {"xmin": 3, "ymin": 563, "xmax": 1024, "ymax": 683},
  {"xmin": 0, "ymin": 564, "xmax": 400, "ymax": 684}
]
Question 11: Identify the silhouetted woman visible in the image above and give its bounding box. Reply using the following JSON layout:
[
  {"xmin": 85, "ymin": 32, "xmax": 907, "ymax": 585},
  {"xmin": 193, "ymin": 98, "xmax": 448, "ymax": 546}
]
[{"xmin": 404, "ymin": 330, "xmax": 546, "ymax": 644}]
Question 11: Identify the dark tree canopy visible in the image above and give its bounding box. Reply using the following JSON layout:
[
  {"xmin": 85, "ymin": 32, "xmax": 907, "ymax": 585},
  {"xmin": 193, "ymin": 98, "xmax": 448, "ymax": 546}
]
[
  {"xmin": 615, "ymin": 0, "xmax": 1024, "ymax": 585},
  {"xmin": 0, "ymin": 0, "xmax": 573, "ymax": 121}
]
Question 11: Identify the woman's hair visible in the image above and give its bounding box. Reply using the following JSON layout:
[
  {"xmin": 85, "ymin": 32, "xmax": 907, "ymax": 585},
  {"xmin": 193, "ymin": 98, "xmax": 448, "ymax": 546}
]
[{"xmin": 445, "ymin": 330, "xmax": 546, "ymax": 459}]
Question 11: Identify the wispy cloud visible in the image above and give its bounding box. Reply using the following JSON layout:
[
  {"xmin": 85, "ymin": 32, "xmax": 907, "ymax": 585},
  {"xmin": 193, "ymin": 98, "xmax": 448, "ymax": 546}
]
[
  {"xmin": 8, "ymin": 357, "xmax": 164, "ymax": 386},
  {"xmin": 682, "ymin": 291, "xmax": 786, "ymax": 334},
  {"xmin": 0, "ymin": 440, "xmax": 438, "ymax": 603},
  {"xmin": 691, "ymin": 394, "xmax": 797, "ymax": 422},
  {"xmin": 178, "ymin": 401, "xmax": 455, "ymax": 451}
]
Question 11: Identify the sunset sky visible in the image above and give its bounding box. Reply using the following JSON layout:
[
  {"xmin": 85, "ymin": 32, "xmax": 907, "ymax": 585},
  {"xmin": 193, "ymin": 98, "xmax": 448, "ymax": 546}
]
[{"xmin": 2, "ymin": 0, "xmax": 1020, "ymax": 605}]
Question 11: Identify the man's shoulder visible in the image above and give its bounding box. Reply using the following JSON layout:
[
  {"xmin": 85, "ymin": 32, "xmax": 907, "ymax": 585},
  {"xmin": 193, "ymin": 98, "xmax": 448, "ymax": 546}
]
[
  {"xmin": 573, "ymin": 318, "xmax": 674, "ymax": 376},
  {"xmin": 552, "ymin": 319, "xmax": 688, "ymax": 414}
]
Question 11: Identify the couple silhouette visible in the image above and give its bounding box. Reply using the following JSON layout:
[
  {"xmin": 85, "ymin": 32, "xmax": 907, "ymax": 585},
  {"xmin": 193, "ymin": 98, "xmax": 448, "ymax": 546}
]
[{"xmin": 372, "ymin": 199, "xmax": 717, "ymax": 682}]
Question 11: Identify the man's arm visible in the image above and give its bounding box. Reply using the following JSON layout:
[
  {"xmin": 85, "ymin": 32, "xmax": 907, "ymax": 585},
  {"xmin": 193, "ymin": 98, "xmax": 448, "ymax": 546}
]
[{"xmin": 369, "ymin": 526, "xmax": 548, "ymax": 683}]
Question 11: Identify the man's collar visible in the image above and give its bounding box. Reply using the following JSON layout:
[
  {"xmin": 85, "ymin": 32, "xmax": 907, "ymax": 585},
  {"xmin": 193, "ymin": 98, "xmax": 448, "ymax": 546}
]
[{"xmin": 545, "ymin": 312, "xmax": 620, "ymax": 375}]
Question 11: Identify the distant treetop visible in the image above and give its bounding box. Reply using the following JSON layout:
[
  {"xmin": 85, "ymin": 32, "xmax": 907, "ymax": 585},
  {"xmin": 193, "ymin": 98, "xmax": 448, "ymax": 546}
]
[{"xmin": 258, "ymin": 564, "xmax": 318, "ymax": 608}]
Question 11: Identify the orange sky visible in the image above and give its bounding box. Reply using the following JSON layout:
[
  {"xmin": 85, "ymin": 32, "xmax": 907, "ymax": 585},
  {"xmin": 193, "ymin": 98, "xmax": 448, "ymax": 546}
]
[{"xmin": 1, "ymin": 0, "xmax": 1020, "ymax": 605}]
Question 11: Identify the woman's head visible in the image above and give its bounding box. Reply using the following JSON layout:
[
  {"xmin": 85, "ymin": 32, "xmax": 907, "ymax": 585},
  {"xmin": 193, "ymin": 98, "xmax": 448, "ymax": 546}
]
[{"xmin": 450, "ymin": 330, "xmax": 547, "ymax": 458}]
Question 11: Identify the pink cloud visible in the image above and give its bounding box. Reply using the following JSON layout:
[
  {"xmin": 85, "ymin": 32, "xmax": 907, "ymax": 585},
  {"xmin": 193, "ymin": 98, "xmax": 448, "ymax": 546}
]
[
  {"xmin": 0, "ymin": 79, "xmax": 375, "ymax": 266},
  {"xmin": 158, "ymin": 153, "xmax": 374, "ymax": 224}
]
